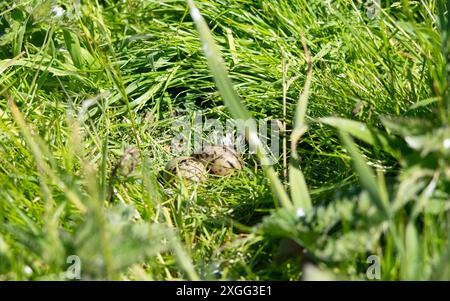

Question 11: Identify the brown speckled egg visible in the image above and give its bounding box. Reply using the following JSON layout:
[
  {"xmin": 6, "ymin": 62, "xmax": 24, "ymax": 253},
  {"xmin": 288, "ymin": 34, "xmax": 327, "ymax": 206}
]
[
  {"xmin": 163, "ymin": 156, "xmax": 206, "ymax": 183},
  {"xmin": 195, "ymin": 145, "xmax": 242, "ymax": 176}
]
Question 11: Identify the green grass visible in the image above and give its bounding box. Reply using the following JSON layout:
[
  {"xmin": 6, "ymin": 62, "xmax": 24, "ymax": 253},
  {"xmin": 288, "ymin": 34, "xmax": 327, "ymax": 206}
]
[{"xmin": 0, "ymin": 0, "xmax": 449, "ymax": 280}]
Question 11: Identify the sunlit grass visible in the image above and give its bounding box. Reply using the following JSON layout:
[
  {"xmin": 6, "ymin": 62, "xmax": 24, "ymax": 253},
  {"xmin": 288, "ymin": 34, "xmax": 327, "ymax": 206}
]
[{"xmin": 0, "ymin": 0, "xmax": 448, "ymax": 280}]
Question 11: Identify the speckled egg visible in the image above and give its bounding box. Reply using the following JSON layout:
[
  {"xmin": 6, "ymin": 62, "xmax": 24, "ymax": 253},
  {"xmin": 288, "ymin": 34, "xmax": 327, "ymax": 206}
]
[
  {"xmin": 195, "ymin": 145, "xmax": 242, "ymax": 176},
  {"xmin": 163, "ymin": 156, "xmax": 207, "ymax": 183}
]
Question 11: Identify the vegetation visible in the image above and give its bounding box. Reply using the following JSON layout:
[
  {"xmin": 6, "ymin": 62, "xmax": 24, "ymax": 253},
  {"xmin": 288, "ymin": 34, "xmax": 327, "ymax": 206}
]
[{"xmin": 0, "ymin": 0, "xmax": 449, "ymax": 280}]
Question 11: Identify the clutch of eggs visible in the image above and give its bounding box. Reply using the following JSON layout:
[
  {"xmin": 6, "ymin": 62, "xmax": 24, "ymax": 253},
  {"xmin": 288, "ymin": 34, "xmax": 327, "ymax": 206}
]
[
  {"xmin": 163, "ymin": 156, "xmax": 207, "ymax": 183},
  {"xmin": 195, "ymin": 145, "xmax": 242, "ymax": 176},
  {"xmin": 162, "ymin": 145, "xmax": 243, "ymax": 184}
]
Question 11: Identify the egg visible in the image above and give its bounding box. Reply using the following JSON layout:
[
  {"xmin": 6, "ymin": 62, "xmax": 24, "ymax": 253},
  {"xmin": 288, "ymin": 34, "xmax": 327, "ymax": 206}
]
[
  {"xmin": 163, "ymin": 156, "xmax": 207, "ymax": 183},
  {"xmin": 195, "ymin": 145, "xmax": 242, "ymax": 176}
]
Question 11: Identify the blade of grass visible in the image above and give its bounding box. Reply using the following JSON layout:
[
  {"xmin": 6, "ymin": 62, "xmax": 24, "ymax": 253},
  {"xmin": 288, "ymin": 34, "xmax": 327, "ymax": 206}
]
[
  {"xmin": 319, "ymin": 117, "xmax": 406, "ymax": 159},
  {"xmin": 401, "ymin": 222, "xmax": 420, "ymax": 280},
  {"xmin": 289, "ymin": 35, "xmax": 312, "ymax": 211},
  {"xmin": 7, "ymin": 96, "xmax": 87, "ymax": 213},
  {"xmin": 0, "ymin": 52, "xmax": 24, "ymax": 76},
  {"xmin": 12, "ymin": 18, "xmax": 26, "ymax": 56},
  {"xmin": 339, "ymin": 131, "xmax": 389, "ymax": 218},
  {"xmin": 63, "ymin": 29, "xmax": 84, "ymax": 69}
]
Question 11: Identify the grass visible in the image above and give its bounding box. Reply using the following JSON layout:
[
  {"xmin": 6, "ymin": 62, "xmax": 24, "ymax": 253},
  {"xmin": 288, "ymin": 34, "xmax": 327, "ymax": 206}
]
[{"xmin": 0, "ymin": 0, "xmax": 449, "ymax": 280}]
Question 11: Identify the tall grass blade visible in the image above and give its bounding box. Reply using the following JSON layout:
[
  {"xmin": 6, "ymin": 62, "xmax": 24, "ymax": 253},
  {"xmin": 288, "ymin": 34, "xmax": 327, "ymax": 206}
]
[
  {"xmin": 339, "ymin": 131, "xmax": 389, "ymax": 218},
  {"xmin": 289, "ymin": 36, "xmax": 312, "ymax": 211},
  {"xmin": 63, "ymin": 29, "xmax": 84, "ymax": 69},
  {"xmin": 7, "ymin": 98, "xmax": 87, "ymax": 213},
  {"xmin": 401, "ymin": 222, "xmax": 420, "ymax": 280},
  {"xmin": 186, "ymin": 0, "xmax": 292, "ymax": 209}
]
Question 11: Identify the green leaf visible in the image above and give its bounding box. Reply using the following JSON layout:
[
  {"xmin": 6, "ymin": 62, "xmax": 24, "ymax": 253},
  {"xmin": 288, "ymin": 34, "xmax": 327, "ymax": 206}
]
[
  {"xmin": 401, "ymin": 222, "xmax": 420, "ymax": 280},
  {"xmin": 63, "ymin": 29, "xmax": 84, "ymax": 69},
  {"xmin": 320, "ymin": 117, "xmax": 405, "ymax": 159},
  {"xmin": 288, "ymin": 35, "xmax": 313, "ymax": 212},
  {"xmin": 432, "ymin": 236, "xmax": 450, "ymax": 280},
  {"xmin": 382, "ymin": 117, "xmax": 450, "ymax": 157},
  {"xmin": 339, "ymin": 131, "xmax": 389, "ymax": 218},
  {"xmin": 12, "ymin": 21, "xmax": 26, "ymax": 56},
  {"xmin": 289, "ymin": 157, "xmax": 311, "ymax": 211},
  {"xmin": 408, "ymin": 97, "xmax": 438, "ymax": 110},
  {"xmin": 0, "ymin": 52, "xmax": 23, "ymax": 76},
  {"xmin": 0, "ymin": 58, "xmax": 89, "ymax": 83}
]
